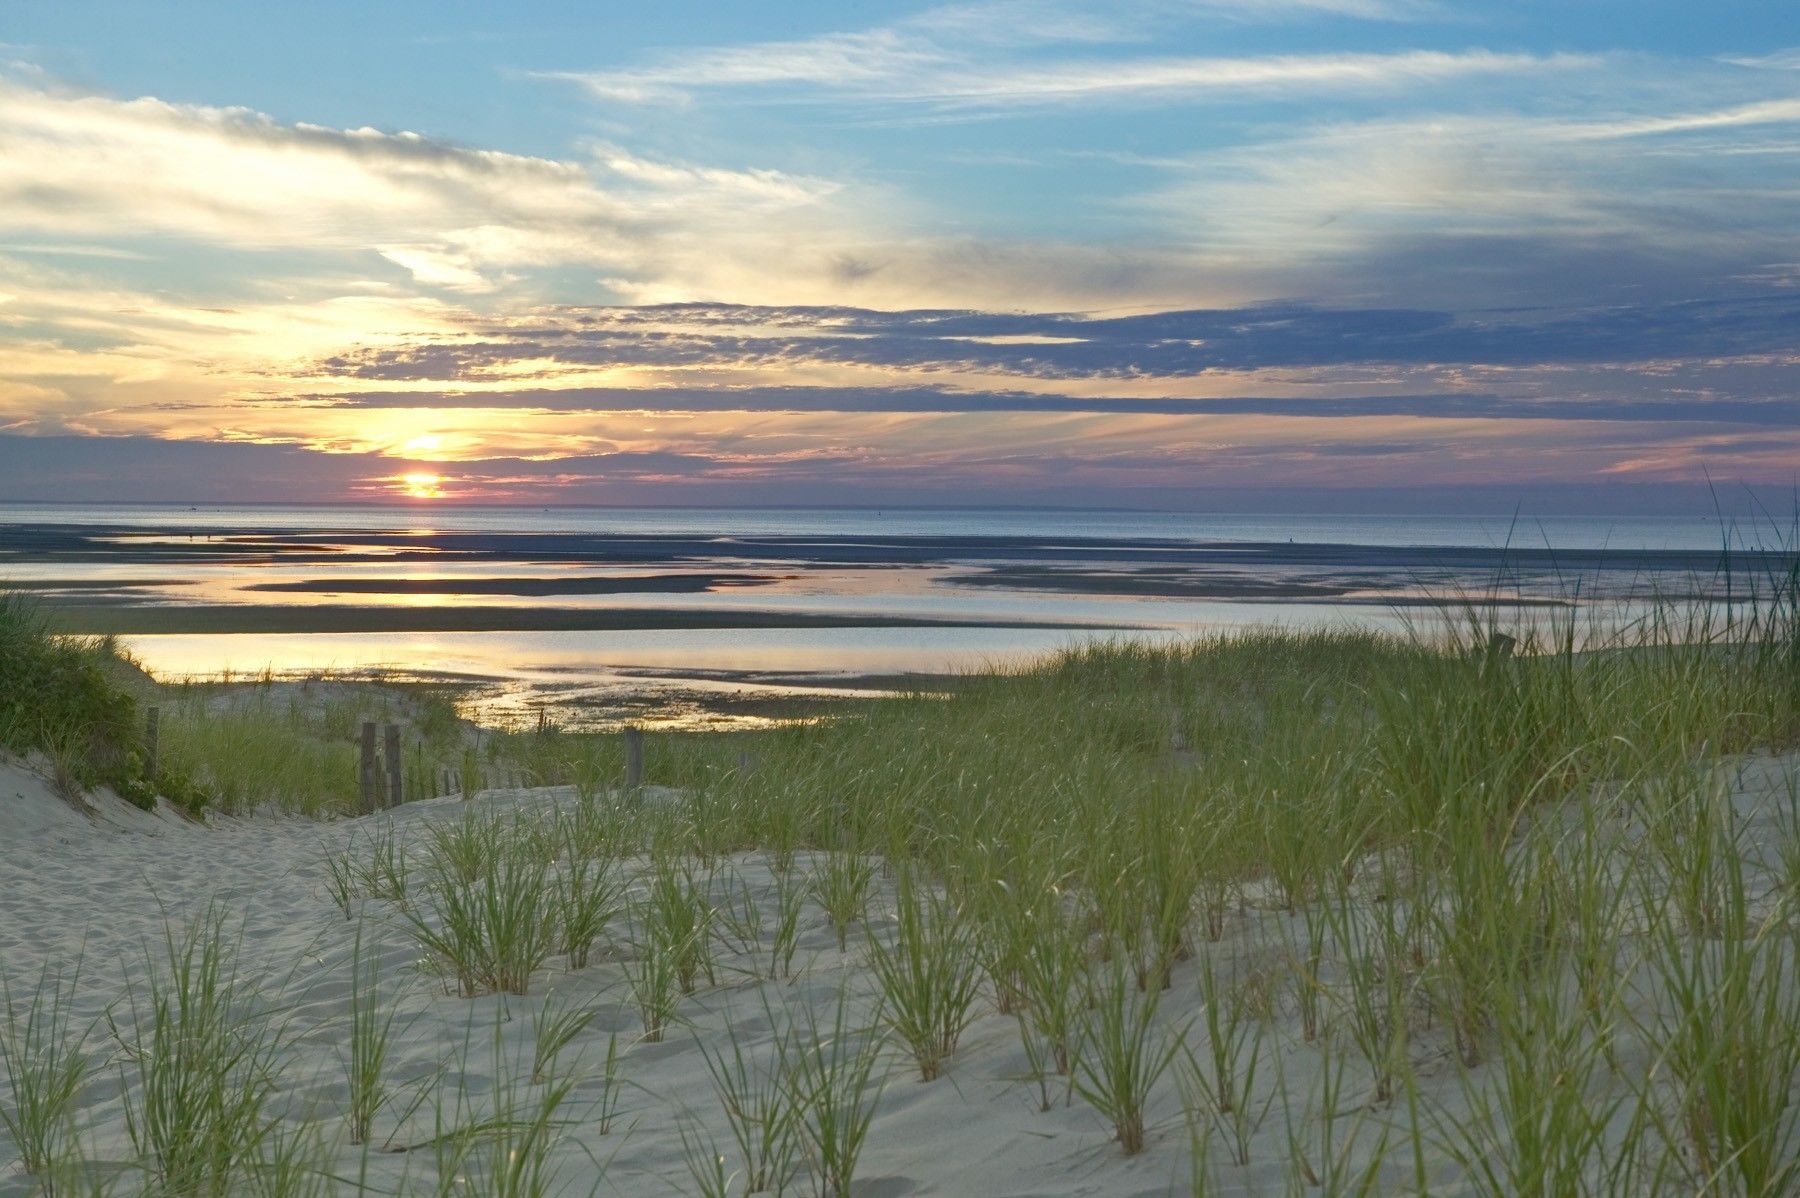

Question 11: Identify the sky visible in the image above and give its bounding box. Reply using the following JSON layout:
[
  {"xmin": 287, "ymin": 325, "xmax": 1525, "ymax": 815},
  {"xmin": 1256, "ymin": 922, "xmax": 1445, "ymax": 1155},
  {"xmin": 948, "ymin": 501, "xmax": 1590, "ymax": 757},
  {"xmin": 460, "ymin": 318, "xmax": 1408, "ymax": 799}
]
[{"xmin": 0, "ymin": 0, "xmax": 1796, "ymax": 512}]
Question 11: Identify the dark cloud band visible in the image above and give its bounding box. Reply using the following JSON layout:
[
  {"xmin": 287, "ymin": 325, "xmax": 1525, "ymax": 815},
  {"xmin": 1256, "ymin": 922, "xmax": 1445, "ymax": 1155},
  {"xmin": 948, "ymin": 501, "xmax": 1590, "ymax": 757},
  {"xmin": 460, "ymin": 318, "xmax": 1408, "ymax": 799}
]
[
  {"xmin": 305, "ymin": 385, "xmax": 1799, "ymax": 426},
  {"xmin": 314, "ymin": 295, "xmax": 1800, "ymax": 383}
]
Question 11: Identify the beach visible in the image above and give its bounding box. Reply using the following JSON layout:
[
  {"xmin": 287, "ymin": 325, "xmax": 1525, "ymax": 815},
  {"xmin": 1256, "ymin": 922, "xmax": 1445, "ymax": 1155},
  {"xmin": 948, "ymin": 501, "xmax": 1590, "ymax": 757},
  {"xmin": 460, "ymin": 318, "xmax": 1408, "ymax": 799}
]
[
  {"xmin": 6, "ymin": 746, "xmax": 1800, "ymax": 1195},
  {"xmin": 3, "ymin": 592, "xmax": 1800, "ymax": 1194},
  {"xmin": 7, "ymin": 0, "xmax": 1799, "ymax": 1188},
  {"xmin": 4, "ymin": 747, "xmax": 1799, "ymax": 1196}
]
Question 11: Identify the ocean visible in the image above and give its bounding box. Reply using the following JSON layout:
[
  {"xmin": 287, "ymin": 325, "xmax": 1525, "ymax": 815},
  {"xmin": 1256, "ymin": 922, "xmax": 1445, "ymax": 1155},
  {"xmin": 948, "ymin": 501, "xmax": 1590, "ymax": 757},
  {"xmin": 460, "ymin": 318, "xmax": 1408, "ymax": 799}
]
[
  {"xmin": 0, "ymin": 502, "xmax": 1771, "ymax": 548},
  {"xmin": 3, "ymin": 503, "xmax": 1791, "ymax": 728}
]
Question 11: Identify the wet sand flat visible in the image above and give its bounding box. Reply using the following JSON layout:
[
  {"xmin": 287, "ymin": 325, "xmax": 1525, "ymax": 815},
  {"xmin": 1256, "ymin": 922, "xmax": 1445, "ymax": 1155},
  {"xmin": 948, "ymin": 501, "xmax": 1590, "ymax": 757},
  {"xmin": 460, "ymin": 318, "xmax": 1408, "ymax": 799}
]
[{"xmin": 42, "ymin": 604, "xmax": 1114, "ymax": 637}]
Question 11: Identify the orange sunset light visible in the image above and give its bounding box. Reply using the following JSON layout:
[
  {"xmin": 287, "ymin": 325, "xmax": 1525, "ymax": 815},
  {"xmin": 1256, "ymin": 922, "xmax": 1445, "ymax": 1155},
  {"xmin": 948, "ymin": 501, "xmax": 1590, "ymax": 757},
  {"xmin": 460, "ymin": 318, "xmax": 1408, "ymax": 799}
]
[{"xmin": 398, "ymin": 471, "xmax": 445, "ymax": 499}]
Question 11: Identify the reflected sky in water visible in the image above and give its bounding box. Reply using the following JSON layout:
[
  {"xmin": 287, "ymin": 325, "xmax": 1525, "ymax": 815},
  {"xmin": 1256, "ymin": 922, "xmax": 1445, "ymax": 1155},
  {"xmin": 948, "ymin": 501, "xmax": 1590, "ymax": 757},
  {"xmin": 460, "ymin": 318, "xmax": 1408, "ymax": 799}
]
[{"xmin": 6, "ymin": 504, "xmax": 1790, "ymax": 729}]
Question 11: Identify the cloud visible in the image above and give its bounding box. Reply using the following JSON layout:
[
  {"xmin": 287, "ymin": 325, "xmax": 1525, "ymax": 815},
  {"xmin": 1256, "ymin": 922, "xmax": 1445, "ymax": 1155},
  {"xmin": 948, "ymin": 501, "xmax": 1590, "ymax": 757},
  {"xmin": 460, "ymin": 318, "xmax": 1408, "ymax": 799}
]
[
  {"xmin": 376, "ymin": 246, "xmax": 497, "ymax": 292},
  {"xmin": 6, "ymin": 428, "xmax": 1792, "ymax": 511},
  {"xmin": 545, "ymin": 45, "xmax": 1587, "ymax": 111},
  {"xmin": 5, "ymin": 72, "xmax": 1200, "ymax": 314},
  {"xmin": 1170, "ymin": 0, "xmax": 1446, "ymax": 18},
  {"xmin": 2, "ymin": 16, "xmax": 1796, "ymax": 510},
  {"xmin": 0, "ymin": 242, "xmax": 151, "ymax": 260},
  {"xmin": 307, "ymin": 296, "xmax": 1800, "ymax": 382},
  {"xmin": 537, "ymin": 0, "xmax": 1451, "ymax": 105},
  {"xmin": 538, "ymin": 0, "xmax": 1478, "ymax": 109},
  {"xmin": 309, "ymin": 383, "xmax": 1800, "ymax": 426},
  {"xmin": 910, "ymin": 50, "xmax": 1589, "ymax": 109},
  {"xmin": 0, "ymin": 78, "xmax": 622, "ymax": 250},
  {"xmin": 6, "ymin": 54, "xmax": 1792, "ymax": 327},
  {"xmin": 541, "ymin": 30, "xmax": 942, "ymax": 105},
  {"xmin": 0, "ymin": 73, "xmax": 864, "ymax": 297},
  {"xmin": 1130, "ymin": 93, "xmax": 1800, "ymax": 306},
  {"xmin": 1721, "ymin": 48, "xmax": 1800, "ymax": 71},
  {"xmin": 1567, "ymin": 97, "xmax": 1800, "ymax": 139}
]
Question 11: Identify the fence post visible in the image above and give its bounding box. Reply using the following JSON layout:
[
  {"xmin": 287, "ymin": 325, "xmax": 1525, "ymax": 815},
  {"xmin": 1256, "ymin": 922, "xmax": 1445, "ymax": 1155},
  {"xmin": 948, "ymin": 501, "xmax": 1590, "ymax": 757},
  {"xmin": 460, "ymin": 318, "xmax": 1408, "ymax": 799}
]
[
  {"xmin": 359, "ymin": 721, "xmax": 377, "ymax": 814},
  {"xmin": 384, "ymin": 724, "xmax": 402, "ymax": 809},
  {"xmin": 624, "ymin": 726, "xmax": 644, "ymax": 790},
  {"xmin": 145, "ymin": 706, "xmax": 160, "ymax": 783}
]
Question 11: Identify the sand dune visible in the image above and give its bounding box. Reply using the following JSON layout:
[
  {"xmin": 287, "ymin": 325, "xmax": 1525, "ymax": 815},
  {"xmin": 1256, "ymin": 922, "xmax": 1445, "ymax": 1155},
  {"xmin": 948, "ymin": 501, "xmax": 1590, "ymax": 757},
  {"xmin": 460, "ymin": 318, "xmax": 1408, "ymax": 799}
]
[{"xmin": 1, "ymin": 752, "xmax": 1796, "ymax": 1195}]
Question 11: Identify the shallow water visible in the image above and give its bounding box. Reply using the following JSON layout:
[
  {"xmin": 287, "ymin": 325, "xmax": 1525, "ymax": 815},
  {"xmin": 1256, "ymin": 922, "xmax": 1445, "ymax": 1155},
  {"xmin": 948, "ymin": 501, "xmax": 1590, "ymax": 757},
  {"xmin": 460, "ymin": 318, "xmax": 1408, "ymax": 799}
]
[
  {"xmin": 4, "ymin": 503, "xmax": 1791, "ymax": 728},
  {"xmin": 0, "ymin": 501, "xmax": 1784, "ymax": 549}
]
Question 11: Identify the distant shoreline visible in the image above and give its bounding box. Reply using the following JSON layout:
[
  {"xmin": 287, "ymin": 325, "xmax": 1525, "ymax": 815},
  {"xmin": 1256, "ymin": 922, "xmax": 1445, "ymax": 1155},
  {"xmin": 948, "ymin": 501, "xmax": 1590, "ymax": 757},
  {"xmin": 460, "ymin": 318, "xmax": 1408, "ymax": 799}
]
[{"xmin": 4, "ymin": 519, "xmax": 1789, "ymax": 572}]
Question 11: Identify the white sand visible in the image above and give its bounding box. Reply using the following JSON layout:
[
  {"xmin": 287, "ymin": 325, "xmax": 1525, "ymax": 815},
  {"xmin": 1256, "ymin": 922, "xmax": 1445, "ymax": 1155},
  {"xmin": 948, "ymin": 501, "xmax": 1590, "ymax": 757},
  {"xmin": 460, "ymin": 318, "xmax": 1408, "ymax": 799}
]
[{"xmin": 0, "ymin": 751, "xmax": 1796, "ymax": 1195}]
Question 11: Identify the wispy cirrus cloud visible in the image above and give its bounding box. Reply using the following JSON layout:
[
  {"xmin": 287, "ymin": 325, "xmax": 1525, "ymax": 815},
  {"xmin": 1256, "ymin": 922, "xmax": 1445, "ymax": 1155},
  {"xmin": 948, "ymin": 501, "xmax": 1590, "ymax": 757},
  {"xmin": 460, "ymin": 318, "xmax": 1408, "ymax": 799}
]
[
  {"xmin": 1564, "ymin": 96, "xmax": 1800, "ymax": 139},
  {"xmin": 1129, "ymin": 89, "xmax": 1800, "ymax": 305},
  {"xmin": 542, "ymin": 45, "xmax": 1587, "ymax": 111},
  {"xmin": 1721, "ymin": 47, "xmax": 1800, "ymax": 71},
  {"xmin": 537, "ymin": 0, "xmax": 1453, "ymax": 104},
  {"xmin": 534, "ymin": 0, "xmax": 1546, "ymax": 111}
]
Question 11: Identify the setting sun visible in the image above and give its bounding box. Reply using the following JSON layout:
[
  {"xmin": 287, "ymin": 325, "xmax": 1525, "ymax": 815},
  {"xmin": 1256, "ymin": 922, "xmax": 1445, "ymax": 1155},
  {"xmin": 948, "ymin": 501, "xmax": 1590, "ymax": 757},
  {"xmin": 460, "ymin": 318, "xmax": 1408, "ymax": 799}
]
[{"xmin": 398, "ymin": 471, "xmax": 444, "ymax": 499}]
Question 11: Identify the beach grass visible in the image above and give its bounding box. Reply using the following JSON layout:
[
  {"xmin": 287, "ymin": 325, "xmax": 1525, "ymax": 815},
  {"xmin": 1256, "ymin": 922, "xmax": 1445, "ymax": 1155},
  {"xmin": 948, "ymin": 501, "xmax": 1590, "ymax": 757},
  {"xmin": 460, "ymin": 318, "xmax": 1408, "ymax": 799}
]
[
  {"xmin": 112, "ymin": 911, "xmax": 287, "ymax": 1196},
  {"xmin": 781, "ymin": 991, "xmax": 886, "ymax": 1198},
  {"xmin": 405, "ymin": 826, "xmax": 558, "ymax": 998},
  {"xmin": 0, "ymin": 958, "xmax": 92, "ymax": 1177},
  {"xmin": 865, "ymin": 871, "xmax": 984, "ymax": 1082},
  {"xmin": 155, "ymin": 704, "xmax": 359, "ymax": 817},
  {"xmin": 343, "ymin": 926, "xmax": 397, "ymax": 1147},
  {"xmin": 5, "ymin": 559, "xmax": 1800, "ymax": 1192},
  {"xmin": 695, "ymin": 999, "xmax": 803, "ymax": 1195}
]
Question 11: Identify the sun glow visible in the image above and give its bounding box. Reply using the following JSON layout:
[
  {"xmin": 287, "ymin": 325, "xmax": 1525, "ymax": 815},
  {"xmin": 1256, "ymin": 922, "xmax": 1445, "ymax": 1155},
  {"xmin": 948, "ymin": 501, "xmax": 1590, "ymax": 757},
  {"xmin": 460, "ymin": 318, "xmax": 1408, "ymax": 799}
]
[{"xmin": 398, "ymin": 471, "xmax": 445, "ymax": 499}]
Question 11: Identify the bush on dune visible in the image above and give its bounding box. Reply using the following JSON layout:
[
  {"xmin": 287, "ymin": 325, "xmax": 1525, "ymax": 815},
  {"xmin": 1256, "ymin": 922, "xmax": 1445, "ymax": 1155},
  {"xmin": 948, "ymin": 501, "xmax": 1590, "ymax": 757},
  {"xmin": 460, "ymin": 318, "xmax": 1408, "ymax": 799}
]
[{"xmin": 0, "ymin": 590, "xmax": 157, "ymax": 809}]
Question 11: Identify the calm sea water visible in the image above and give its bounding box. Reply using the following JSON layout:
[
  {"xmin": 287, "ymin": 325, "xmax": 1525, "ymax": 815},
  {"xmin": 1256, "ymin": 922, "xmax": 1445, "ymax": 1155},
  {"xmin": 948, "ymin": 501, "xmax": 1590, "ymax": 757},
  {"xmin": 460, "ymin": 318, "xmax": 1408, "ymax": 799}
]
[
  {"xmin": 0, "ymin": 501, "xmax": 1776, "ymax": 550},
  {"xmin": 4, "ymin": 503, "xmax": 1790, "ymax": 728}
]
